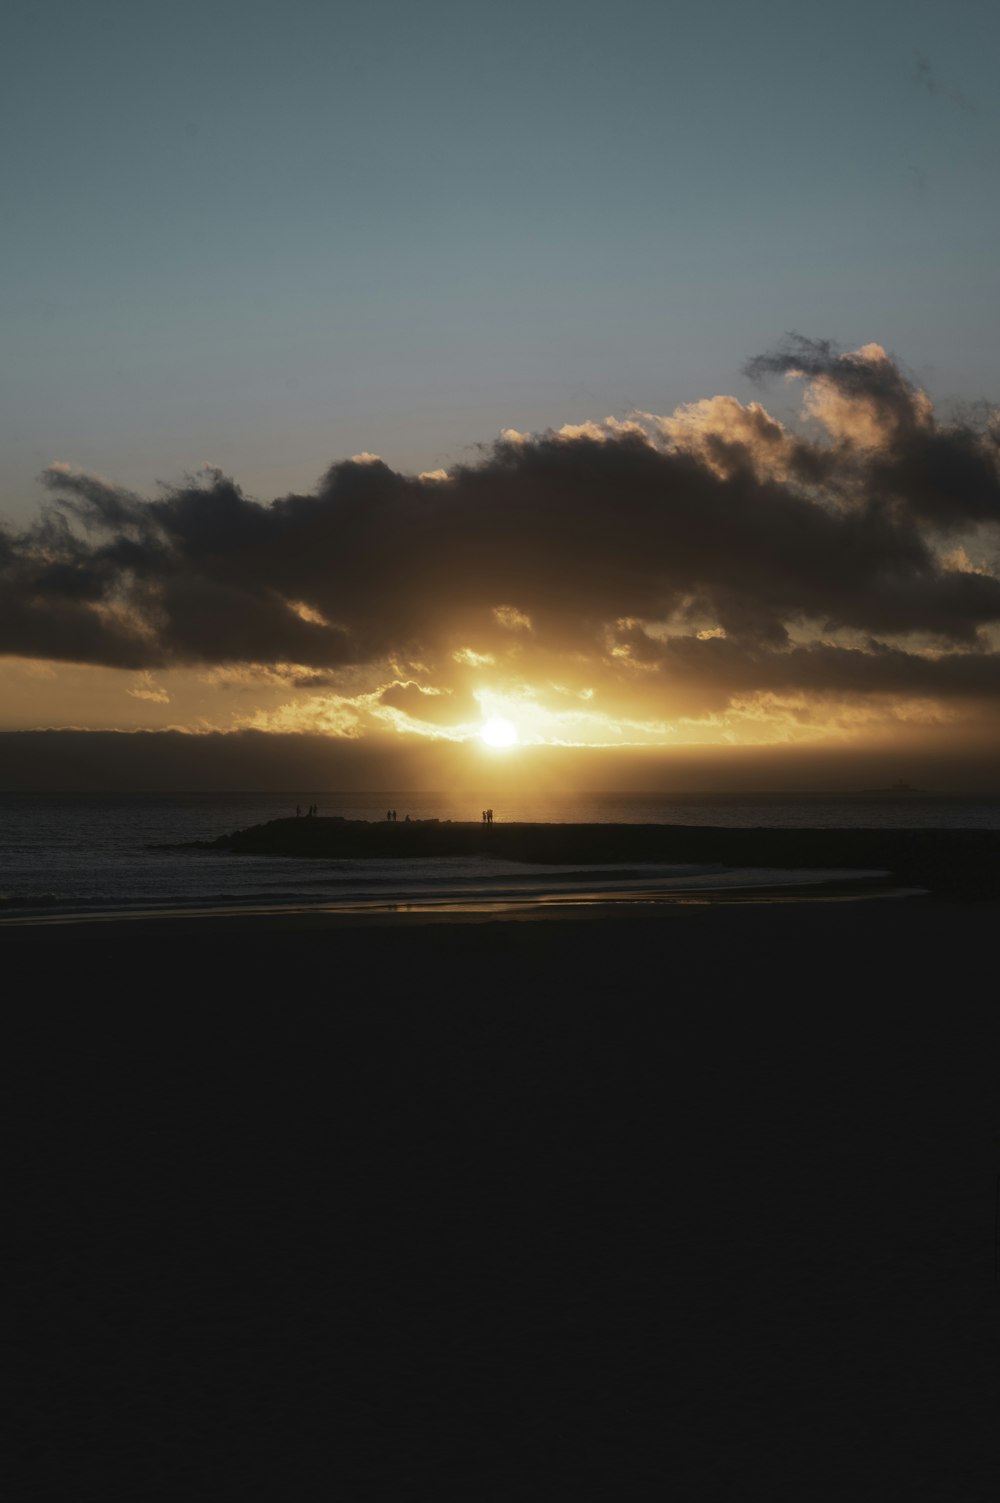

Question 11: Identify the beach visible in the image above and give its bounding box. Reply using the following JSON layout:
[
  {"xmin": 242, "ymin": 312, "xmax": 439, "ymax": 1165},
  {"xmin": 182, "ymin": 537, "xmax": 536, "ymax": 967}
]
[{"xmin": 7, "ymin": 890, "xmax": 1000, "ymax": 1496}]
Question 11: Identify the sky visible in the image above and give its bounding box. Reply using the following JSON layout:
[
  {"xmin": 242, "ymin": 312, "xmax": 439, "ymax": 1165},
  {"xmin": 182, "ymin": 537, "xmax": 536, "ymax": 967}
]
[{"xmin": 2, "ymin": 0, "xmax": 1000, "ymax": 788}]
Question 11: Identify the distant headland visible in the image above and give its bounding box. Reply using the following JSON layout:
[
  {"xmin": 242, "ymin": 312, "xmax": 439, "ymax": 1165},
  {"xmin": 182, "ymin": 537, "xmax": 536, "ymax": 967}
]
[{"xmin": 863, "ymin": 780, "xmax": 927, "ymax": 795}]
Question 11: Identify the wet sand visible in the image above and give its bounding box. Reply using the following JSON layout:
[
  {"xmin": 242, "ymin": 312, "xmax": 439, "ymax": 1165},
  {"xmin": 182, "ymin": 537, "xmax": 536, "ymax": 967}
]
[{"xmin": 7, "ymin": 896, "xmax": 1000, "ymax": 1496}]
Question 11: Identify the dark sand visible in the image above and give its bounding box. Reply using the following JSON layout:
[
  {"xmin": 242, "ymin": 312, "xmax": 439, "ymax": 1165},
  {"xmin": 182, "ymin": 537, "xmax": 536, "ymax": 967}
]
[{"xmin": 7, "ymin": 894, "xmax": 1000, "ymax": 1497}]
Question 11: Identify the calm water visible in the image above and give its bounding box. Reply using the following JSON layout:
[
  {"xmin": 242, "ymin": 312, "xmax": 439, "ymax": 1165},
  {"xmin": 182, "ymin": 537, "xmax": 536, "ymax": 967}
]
[{"xmin": 2, "ymin": 790, "xmax": 997, "ymax": 920}]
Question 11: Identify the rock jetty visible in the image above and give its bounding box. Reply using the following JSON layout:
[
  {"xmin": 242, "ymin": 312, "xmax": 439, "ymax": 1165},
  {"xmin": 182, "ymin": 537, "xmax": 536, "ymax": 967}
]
[{"xmin": 165, "ymin": 818, "xmax": 1000, "ymax": 899}]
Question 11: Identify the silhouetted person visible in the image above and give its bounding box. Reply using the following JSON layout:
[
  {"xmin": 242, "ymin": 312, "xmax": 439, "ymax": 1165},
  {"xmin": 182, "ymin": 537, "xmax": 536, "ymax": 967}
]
[{"xmin": 296, "ymin": 804, "xmax": 301, "ymax": 817}]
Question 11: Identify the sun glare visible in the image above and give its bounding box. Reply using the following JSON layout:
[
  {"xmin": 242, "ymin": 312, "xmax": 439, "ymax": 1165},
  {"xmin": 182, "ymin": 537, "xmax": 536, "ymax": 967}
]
[{"xmin": 480, "ymin": 715, "xmax": 519, "ymax": 748}]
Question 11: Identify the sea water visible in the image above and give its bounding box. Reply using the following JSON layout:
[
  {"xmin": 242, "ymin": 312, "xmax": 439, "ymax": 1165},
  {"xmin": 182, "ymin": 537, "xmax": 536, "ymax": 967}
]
[{"xmin": 1, "ymin": 790, "xmax": 998, "ymax": 920}]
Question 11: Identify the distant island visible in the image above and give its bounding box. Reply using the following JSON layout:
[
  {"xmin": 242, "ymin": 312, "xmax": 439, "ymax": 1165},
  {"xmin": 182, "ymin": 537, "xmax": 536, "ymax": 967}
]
[
  {"xmin": 164, "ymin": 817, "xmax": 1000, "ymax": 900},
  {"xmin": 863, "ymin": 780, "xmax": 927, "ymax": 794}
]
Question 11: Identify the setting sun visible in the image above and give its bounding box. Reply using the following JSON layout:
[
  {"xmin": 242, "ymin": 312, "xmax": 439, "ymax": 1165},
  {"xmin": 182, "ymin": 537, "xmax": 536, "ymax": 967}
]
[{"xmin": 480, "ymin": 716, "xmax": 519, "ymax": 748}]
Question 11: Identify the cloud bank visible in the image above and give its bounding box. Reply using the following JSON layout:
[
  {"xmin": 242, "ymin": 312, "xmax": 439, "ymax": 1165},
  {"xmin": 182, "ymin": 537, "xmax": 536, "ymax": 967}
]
[{"xmin": 3, "ymin": 337, "xmax": 999, "ymax": 745}]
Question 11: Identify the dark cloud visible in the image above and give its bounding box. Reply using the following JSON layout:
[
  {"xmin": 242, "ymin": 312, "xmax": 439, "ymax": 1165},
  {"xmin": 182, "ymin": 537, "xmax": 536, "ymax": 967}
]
[
  {"xmin": 608, "ymin": 629, "xmax": 1000, "ymax": 715},
  {"xmin": 745, "ymin": 334, "xmax": 927, "ymax": 438},
  {"xmin": 1, "ymin": 728, "xmax": 998, "ymax": 794},
  {"xmin": 377, "ymin": 681, "xmax": 477, "ymax": 727},
  {"xmin": 745, "ymin": 334, "xmax": 1000, "ymax": 528},
  {"xmin": 2, "ymin": 339, "xmax": 1000, "ymax": 717}
]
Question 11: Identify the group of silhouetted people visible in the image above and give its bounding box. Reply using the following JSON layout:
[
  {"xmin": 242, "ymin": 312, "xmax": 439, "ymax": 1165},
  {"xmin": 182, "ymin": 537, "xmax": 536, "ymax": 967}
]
[
  {"xmin": 386, "ymin": 809, "xmax": 398, "ymax": 822},
  {"xmin": 296, "ymin": 804, "xmax": 318, "ymax": 817},
  {"xmin": 481, "ymin": 808, "xmax": 494, "ymax": 823}
]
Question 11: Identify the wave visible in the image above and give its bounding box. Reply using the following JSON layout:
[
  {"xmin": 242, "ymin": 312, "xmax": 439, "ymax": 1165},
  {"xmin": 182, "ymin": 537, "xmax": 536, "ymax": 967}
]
[
  {"xmin": 0, "ymin": 862, "xmax": 891, "ymax": 924},
  {"xmin": 0, "ymin": 891, "xmax": 67, "ymax": 909}
]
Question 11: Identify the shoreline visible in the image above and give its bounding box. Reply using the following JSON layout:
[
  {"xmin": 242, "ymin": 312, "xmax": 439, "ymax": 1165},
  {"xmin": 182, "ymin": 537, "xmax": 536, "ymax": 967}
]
[{"xmin": 0, "ymin": 875, "xmax": 925, "ymax": 934}]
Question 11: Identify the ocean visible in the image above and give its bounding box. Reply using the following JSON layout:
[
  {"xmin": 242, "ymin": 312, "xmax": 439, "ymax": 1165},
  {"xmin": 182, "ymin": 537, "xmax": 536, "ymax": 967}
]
[{"xmin": 2, "ymin": 790, "xmax": 998, "ymax": 921}]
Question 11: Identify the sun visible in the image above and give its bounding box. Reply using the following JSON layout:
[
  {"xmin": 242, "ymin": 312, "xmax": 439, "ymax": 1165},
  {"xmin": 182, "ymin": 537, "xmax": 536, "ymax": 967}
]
[{"xmin": 480, "ymin": 715, "xmax": 519, "ymax": 748}]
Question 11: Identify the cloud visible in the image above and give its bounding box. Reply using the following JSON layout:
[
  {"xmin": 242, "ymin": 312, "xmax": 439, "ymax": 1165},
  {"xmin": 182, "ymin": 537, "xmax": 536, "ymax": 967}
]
[
  {"xmin": 127, "ymin": 671, "xmax": 171, "ymax": 704},
  {"xmin": 2, "ymin": 338, "xmax": 1000, "ymax": 739},
  {"xmin": 604, "ymin": 628, "xmax": 1000, "ymax": 714},
  {"xmin": 453, "ymin": 647, "xmax": 495, "ymax": 666},
  {"xmin": 745, "ymin": 335, "xmax": 1000, "ymax": 527},
  {"xmin": 655, "ymin": 395, "xmax": 794, "ymax": 480},
  {"xmin": 493, "ymin": 605, "xmax": 533, "ymax": 632},
  {"xmin": 744, "ymin": 336, "xmax": 933, "ymax": 449}
]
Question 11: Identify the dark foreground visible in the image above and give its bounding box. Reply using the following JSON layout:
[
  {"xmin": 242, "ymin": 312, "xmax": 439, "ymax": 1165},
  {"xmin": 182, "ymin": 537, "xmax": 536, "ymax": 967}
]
[
  {"xmin": 190, "ymin": 817, "xmax": 1000, "ymax": 900},
  {"xmin": 7, "ymin": 899, "xmax": 1000, "ymax": 1498}
]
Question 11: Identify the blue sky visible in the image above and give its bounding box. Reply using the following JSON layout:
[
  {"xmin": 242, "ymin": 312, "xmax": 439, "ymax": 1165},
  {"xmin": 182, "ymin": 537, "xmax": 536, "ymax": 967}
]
[{"xmin": 3, "ymin": 0, "xmax": 999, "ymax": 519}]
